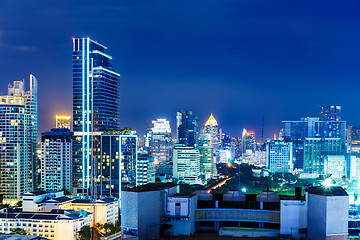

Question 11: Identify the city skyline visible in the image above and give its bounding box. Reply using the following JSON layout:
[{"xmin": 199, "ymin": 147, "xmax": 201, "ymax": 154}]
[{"xmin": 1, "ymin": 0, "xmax": 360, "ymax": 138}]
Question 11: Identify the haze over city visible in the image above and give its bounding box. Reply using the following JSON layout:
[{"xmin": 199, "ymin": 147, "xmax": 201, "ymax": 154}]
[{"xmin": 1, "ymin": 0, "xmax": 360, "ymax": 137}]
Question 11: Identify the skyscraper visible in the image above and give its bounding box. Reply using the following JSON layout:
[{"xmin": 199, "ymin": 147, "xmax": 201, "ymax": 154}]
[
  {"xmin": 320, "ymin": 105, "xmax": 341, "ymax": 121},
  {"xmin": 282, "ymin": 117, "xmax": 346, "ymax": 170},
  {"xmin": 266, "ymin": 140, "xmax": 293, "ymax": 173},
  {"xmin": 0, "ymin": 75, "xmax": 37, "ymax": 203},
  {"xmin": 55, "ymin": 115, "xmax": 71, "ymax": 129},
  {"xmin": 97, "ymin": 132, "xmax": 137, "ymax": 198},
  {"xmin": 145, "ymin": 119, "xmax": 172, "ymax": 163},
  {"xmin": 41, "ymin": 128, "xmax": 73, "ymax": 193},
  {"xmin": 173, "ymin": 144, "xmax": 200, "ymax": 184},
  {"xmin": 177, "ymin": 111, "xmax": 198, "ymax": 148},
  {"xmin": 198, "ymin": 134, "xmax": 214, "ymax": 180},
  {"xmin": 241, "ymin": 129, "xmax": 255, "ymax": 154},
  {"xmin": 201, "ymin": 113, "xmax": 221, "ymax": 152},
  {"xmin": 72, "ymin": 37, "xmax": 120, "ymax": 190}
]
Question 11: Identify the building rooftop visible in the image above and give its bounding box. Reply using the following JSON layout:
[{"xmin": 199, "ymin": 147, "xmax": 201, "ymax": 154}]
[
  {"xmin": 22, "ymin": 190, "xmax": 49, "ymax": 196},
  {"xmin": 0, "ymin": 234, "xmax": 47, "ymax": 240},
  {"xmin": 125, "ymin": 183, "xmax": 178, "ymax": 192},
  {"xmin": 0, "ymin": 209, "xmax": 91, "ymax": 221},
  {"xmin": 307, "ymin": 186, "xmax": 348, "ymax": 196}
]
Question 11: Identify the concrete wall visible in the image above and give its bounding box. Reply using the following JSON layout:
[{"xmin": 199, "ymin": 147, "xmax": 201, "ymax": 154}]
[
  {"xmin": 326, "ymin": 196, "xmax": 348, "ymax": 239},
  {"xmin": 121, "ymin": 190, "xmax": 162, "ymax": 240},
  {"xmin": 280, "ymin": 200, "xmax": 307, "ymax": 239},
  {"xmin": 308, "ymin": 194, "xmax": 348, "ymax": 240},
  {"xmin": 195, "ymin": 208, "xmax": 280, "ymax": 223},
  {"xmin": 308, "ymin": 194, "xmax": 327, "ymax": 240}
]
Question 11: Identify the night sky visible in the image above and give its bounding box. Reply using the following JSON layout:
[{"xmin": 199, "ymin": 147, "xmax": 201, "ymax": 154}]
[{"xmin": 1, "ymin": 0, "xmax": 360, "ymax": 139}]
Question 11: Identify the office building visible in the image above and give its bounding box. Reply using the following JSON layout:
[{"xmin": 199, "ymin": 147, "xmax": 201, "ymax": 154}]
[
  {"xmin": 319, "ymin": 105, "xmax": 341, "ymax": 121},
  {"xmin": 348, "ymin": 126, "xmax": 360, "ymax": 153},
  {"xmin": 324, "ymin": 155, "xmax": 346, "ymax": 179},
  {"xmin": 266, "ymin": 140, "xmax": 293, "ymax": 173},
  {"xmin": 230, "ymin": 136, "xmax": 241, "ymax": 160},
  {"xmin": 95, "ymin": 132, "xmax": 137, "ymax": 199},
  {"xmin": 303, "ymin": 138, "xmax": 345, "ymax": 174},
  {"xmin": 198, "ymin": 134, "xmax": 214, "ymax": 180},
  {"xmin": 173, "ymin": 144, "xmax": 200, "ymax": 184},
  {"xmin": 0, "ymin": 75, "xmax": 37, "ymax": 203},
  {"xmin": 41, "ymin": 128, "xmax": 73, "ymax": 193},
  {"xmin": 201, "ymin": 113, "xmax": 221, "ymax": 152},
  {"xmin": 282, "ymin": 117, "xmax": 346, "ymax": 169},
  {"xmin": 242, "ymin": 129, "xmax": 255, "ymax": 154},
  {"xmin": 177, "ymin": 111, "xmax": 198, "ymax": 148},
  {"xmin": 72, "ymin": 37, "xmax": 120, "ymax": 190},
  {"xmin": 345, "ymin": 154, "xmax": 360, "ymax": 181},
  {"xmin": 145, "ymin": 119, "xmax": 172, "ymax": 163},
  {"xmin": 55, "ymin": 115, "xmax": 71, "ymax": 129},
  {"xmin": 136, "ymin": 154, "xmax": 156, "ymax": 186}
]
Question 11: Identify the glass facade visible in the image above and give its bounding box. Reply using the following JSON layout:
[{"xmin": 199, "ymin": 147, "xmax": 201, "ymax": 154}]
[
  {"xmin": 282, "ymin": 117, "xmax": 346, "ymax": 170},
  {"xmin": 72, "ymin": 38, "xmax": 120, "ymax": 189},
  {"xmin": 0, "ymin": 76, "xmax": 37, "ymax": 202},
  {"xmin": 176, "ymin": 111, "xmax": 198, "ymax": 148},
  {"xmin": 97, "ymin": 133, "xmax": 137, "ymax": 199}
]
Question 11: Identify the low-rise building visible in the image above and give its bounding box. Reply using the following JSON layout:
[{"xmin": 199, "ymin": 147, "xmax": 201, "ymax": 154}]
[
  {"xmin": 0, "ymin": 208, "xmax": 90, "ymax": 240},
  {"xmin": 21, "ymin": 191, "xmax": 119, "ymax": 225}
]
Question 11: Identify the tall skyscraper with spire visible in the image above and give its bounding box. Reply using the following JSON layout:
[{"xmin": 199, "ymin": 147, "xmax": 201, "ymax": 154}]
[
  {"xmin": 201, "ymin": 113, "xmax": 221, "ymax": 153},
  {"xmin": 0, "ymin": 75, "xmax": 37, "ymax": 203},
  {"xmin": 72, "ymin": 37, "xmax": 120, "ymax": 190}
]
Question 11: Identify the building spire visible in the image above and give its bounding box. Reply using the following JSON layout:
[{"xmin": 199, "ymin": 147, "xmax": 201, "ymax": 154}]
[{"xmin": 204, "ymin": 113, "xmax": 218, "ymax": 127}]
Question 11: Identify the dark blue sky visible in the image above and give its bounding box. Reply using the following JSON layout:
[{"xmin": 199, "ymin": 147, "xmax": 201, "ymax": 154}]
[{"xmin": 1, "ymin": 0, "xmax": 360, "ymax": 138}]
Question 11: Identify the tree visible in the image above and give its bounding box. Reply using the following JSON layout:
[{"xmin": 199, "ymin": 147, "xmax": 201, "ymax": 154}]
[
  {"xmin": 11, "ymin": 228, "xmax": 28, "ymax": 235},
  {"xmin": 77, "ymin": 225, "xmax": 100, "ymax": 240},
  {"xmin": 61, "ymin": 187, "xmax": 71, "ymax": 196}
]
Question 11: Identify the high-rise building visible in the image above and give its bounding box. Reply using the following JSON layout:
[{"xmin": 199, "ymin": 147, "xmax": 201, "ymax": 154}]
[
  {"xmin": 55, "ymin": 115, "xmax": 71, "ymax": 129},
  {"xmin": 242, "ymin": 129, "xmax": 255, "ymax": 154},
  {"xmin": 173, "ymin": 144, "xmax": 200, "ymax": 184},
  {"xmin": 41, "ymin": 128, "xmax": 73, "ymax": 193},
  {"xmin": 72, "ymin": 37, "xmax": 121, "ymax": 190},
  {"xmin": 0, "ymin": 75, "xmax": 37, "ymax": 203},
  {"xmin": 145, "ymin": 119, "xmax": 172, "ymax": 163},
  {"xmin": 303, "ymin": 138, "xmax": 345, "ymax": 174},
  {"xmin": 266, "ymin": 140, "xmax": 293, "ymax": 173},
  {"xmin": 136, "ymin": 154, "xmax": 156, "ymax": 186},
  {"xmin": 230, "ymin": 137, "xmax": 241, "ymax": 160},
  {"xmin": 97, "ymin": 132, "xmax": 137, "ymax": 199},
  {"xmin": 177, "ymin": 111, "xmax": 198, "ymax": 148},
  {"xmin": 348, "ymin": 126, "xmax": 360, "ymax": 153},
  {"xmin": 198, "ymin": 134, "xmax": 214, "ymax": 180},
  {"xmin": 319, "ymin": 105, "xmax": 341, "ymax": 121},
  {"xmin": 282, "ymin": 117, "xmax": 346, "ymax": 170},
  {"xmin": 324, "ymin": 155, "xmax": 346, "ymax": 179},
  {"xmin": 201, "ymin": 113, "xmax": 221, "ymax": 152}
]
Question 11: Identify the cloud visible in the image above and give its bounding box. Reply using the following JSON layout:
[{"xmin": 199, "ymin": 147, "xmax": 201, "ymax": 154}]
[{"xmin": 0, "ymin": 30, "xmax": 38, "ymax": 52}]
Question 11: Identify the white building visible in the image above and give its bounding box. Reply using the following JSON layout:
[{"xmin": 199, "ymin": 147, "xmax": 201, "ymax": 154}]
[
  {"xmin": 121, "ymin": 183, "xmax": 179, "ymax": 240},
  {"xmin": 324, "ymin": 155, "xmax": 345, "ymax": 179},
  {"xmin": 266, "ymin": 140, "xmax": 293, "ymax": 173},
  {"xmin": 0, "ymin": 208, "xmax": 90, "ymax": 240},
  {"xmin": 41, "ymin": 128, "xmax": 73, "ymax": 193},
  {"xmin": 22, "ymin": 191, "xmax": 119, "ymax": 225},
  {"xmin": 136, "ymin": 154, "xmax": 156, "ymax": 186},
  {"xmin": 307, "ymin": 186, "xmax": 348, "ymax": 240},
  {"xmin": 346, "ymin": 154, "xmax": 360, "ymax": 181},
  {"xmin": 0, "ymin": 76, "xmax": 38, "ymax": 204},
  {"xmin": 173, "ymin": 144, "xmax": 200, "ymax": 184}
]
